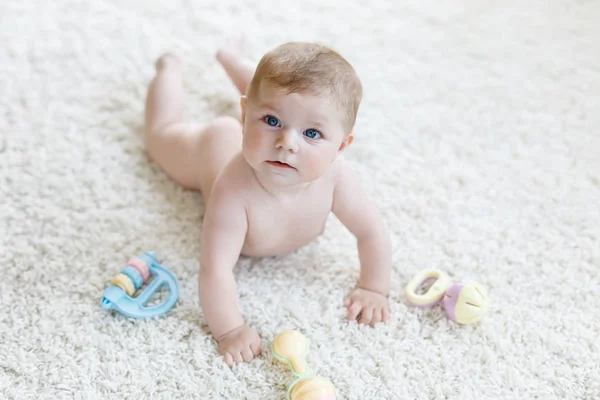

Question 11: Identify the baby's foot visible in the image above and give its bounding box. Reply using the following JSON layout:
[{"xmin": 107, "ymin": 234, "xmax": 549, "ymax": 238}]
[
  {"xmin": 216, "ymin": 34, "xmax": 246, "ymax": 68},
  {"xmin": 155, "ymin": 53, "xmax": 181, "ymax": 72}
]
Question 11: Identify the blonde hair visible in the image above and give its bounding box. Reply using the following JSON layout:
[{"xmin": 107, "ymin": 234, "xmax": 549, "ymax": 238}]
[{"xmin": 246, "ymin": 42, "xmax": 363, "ymax": 134}]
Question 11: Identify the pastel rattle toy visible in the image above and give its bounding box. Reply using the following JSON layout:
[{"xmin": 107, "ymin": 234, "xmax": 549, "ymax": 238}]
[
  {"xmin": 101, "ymin": 252, "xmax": 179, "ymax": 319},
  {"xmin": 405, "ymin": 269, "xmax": 489, "ymax": 324},
  {"xmin": 272, "ymin": 330, "xmax": 337, "ymax": 400}
]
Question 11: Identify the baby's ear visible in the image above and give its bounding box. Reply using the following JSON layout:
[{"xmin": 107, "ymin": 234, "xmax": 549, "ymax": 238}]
[
  {"xmin": 338, "ymin": 134, "xmax": 354, "ymax": 152},
  {"xmin": 240, "ymin": 96, "xmax": 247, "ymax": 125}
]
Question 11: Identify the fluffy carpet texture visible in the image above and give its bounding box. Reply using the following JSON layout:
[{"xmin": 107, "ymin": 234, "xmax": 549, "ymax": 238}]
[{"xmin": 1, "ymin": 1, "xmax": 599, "ymax": 399}]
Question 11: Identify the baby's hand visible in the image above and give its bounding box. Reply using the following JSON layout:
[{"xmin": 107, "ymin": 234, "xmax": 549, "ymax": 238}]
[
  {"xmin": 217, "ymin": 324, "xmax": 262, "ymax": 366},
  {"xmin": 344, "ymin": 288, "xmax": 390, "ymax": 327}
]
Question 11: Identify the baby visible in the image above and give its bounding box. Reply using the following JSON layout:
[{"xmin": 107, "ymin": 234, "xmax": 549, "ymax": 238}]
[{"xmin": 144, "ymin": 39, "xmax": 392, "ymax": 366}]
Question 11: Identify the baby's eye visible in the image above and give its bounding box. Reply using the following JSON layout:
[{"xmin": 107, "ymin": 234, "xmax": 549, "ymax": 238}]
[
  {"xmin": 303, "ymin": 129, "xmax": 322, "ymax": 139},
  {"xmin": 264, "ymin": 116, "xmax": 281, "ymax": 127}
]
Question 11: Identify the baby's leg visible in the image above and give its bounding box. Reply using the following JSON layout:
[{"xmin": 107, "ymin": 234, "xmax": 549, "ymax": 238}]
[
  {"xmin": 216, "ymin": 35, "xmax": 256, "ymax": 95},
  {"xmin": 144, "ymin": 54, "xmax": 242, "ymax": 200}
]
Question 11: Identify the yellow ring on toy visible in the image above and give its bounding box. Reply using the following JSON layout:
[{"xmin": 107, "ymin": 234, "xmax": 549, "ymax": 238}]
[
  {"xmin": 405, "ymin": 269, "xmax": 451, "ymax": 306},
  {"xmin": 110, "ymin": 273, "xmax": 135, "ymax": 296}
]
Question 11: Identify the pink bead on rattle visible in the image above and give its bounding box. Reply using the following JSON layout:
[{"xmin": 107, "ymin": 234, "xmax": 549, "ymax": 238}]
[{"xmin": 405, "ymin": 269, "xmax": 489, "ymax": 324}]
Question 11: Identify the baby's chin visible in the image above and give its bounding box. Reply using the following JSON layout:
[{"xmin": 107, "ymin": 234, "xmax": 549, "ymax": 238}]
[{"xmin": 254, "ymin": 165, "xmax": 317, "ymax": 187}]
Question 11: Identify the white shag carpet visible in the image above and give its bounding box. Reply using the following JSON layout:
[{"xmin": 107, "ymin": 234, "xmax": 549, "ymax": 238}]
[{"xmin": 1, "ymin": 1, "xmax": 599, "ymax": 399}]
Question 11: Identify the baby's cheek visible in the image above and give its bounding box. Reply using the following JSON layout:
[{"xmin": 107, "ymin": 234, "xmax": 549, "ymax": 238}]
[
  {"xmin": 243, "ymin": 130, "xmax": 267, "ymax": 160},
  {"xmin": 304, "ymin": 150, "xmax": 332, "ymax": 179},
  {"xmin": 243, "ymin": 135, "xmax": 258, "ymax": 153}
]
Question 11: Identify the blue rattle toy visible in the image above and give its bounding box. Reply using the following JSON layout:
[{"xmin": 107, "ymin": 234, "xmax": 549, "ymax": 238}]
[{"xmin": 100, "ymin": 252, "xmax": 179, "ymax": 318}]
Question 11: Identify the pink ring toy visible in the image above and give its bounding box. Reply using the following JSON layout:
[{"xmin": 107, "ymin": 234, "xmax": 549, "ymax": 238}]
[{"xmin": 127, "ymin": 257, "xmax": 150, "ymax": 282}]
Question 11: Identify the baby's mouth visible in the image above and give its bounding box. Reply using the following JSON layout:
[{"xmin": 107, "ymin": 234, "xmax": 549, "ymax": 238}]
[{"xmin": 266, "ymin": 160, "xmax": 296, "ymax": 169}]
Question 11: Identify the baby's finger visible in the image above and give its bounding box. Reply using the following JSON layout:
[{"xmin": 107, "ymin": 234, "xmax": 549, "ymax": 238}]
[
  {"xmin": 371, "ymin": 308, "xmax": 383, "ymax": 326},
  {"xmin": 250, "ymin": 341, "xmax": 262, "ymax": 357},
  {"xmin": 346, "ymin": 302, "xmax": 362, "ymax": 321},
  {"xmin": 382, "ymin": 306, "xmax": 390, "ymax": 322},
  {"xmin": 359, "ymin": 307, "xmax": 373, "ymax": 325},
  {"xmin": 242, "ymin": 347, "xmax": 254, "ymax": 363},
  {"xmin": 223, "ymin": 352, "xmax": 234, "ymax": 367},
  {"xmin": 344, "ymin": 296, "xmax": 351, "ymax": 308},
  {"xmin": 232, "ymin": 351, "xmax": 244, "ymax": 365}
]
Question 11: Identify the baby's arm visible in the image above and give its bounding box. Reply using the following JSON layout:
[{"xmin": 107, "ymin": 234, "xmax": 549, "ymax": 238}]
[
  {"xmin": 198, "ymin": 181, "xmax": 261, "ymax": 366},
  {"xmin": 332, "ymin": 160, "xmax": 392, "ymax": 326}
]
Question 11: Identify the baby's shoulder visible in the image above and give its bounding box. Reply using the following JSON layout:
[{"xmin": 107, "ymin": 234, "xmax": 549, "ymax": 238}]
[
  {"xmin": 329, "ymin": 156, "xmax": 354, "ymax": 183},
  {"xmin": 210, "ymin": 153, "xmax": 254, "ymax": 197},
  {"xmin": 328, "ymin": 156, "xmax": 368, "ymax": 195}
]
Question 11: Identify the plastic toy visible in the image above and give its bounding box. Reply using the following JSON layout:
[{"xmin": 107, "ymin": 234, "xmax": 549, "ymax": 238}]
[
  {"xmin": 272, "ymin": 330, "xmax": 337, "ymax": 400},
  {"xmin": 100, "ymin": 251, "xmax": 179, "ymax": 319},
  {"xmin": 405, "ymin": 269, "xmax": 489, "ymax": 324}
]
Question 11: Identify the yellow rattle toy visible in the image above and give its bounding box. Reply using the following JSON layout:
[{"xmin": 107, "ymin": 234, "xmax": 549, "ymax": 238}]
[
  {"xmin": 405, "ymin": 269, "xmax": 490, "ymax": 324},
  {"xmin": 272, "ymin": 330, "xmax": 337, "ymax": 400}
]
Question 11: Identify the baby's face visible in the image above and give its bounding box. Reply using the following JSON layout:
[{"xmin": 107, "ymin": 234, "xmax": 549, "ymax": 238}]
[{"xmin": 241, "ymin": 83, "xmax": 350, "ymax": 186}]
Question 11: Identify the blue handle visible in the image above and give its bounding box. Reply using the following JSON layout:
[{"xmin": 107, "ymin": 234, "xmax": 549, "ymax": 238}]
[{"xmin": 101, "ymin": 252, "xmax": 179, "ymax": 319}]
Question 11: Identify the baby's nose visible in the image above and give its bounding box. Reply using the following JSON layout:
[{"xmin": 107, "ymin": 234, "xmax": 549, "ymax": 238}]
[{"xmin": 276, "ymin": 129, "xmax": 299, "ymax": 153}]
